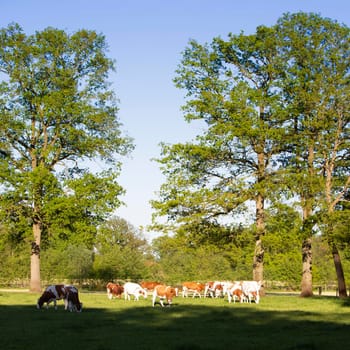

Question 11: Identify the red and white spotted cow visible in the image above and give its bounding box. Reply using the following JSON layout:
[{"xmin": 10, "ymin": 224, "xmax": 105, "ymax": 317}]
[
  {"xmin": 204, "ymin": 281, "xmax": 224, "ymax": 298},
  {"xmin": 152, "ymin": 285, "xmax": 177, "ymax": 307},
  {"xmin": 182, "ymin": 282, "xmax": 205, "ymax": 298},
  {"xmin": 140, "ymin": 281, "xmax": 161, "ymax": 292},
  {"xmin": 123, "ymin": 282, "xmax": 148, "ymax": 301},
  {"xmin": 204, "ymin": 281, "xmax": 214, "ymax": 297},
  {"xmin": 37, "ymin": 284, "xmax": 82, "ymax": 312},
  {"xmin": 106, "ymin": 282, "xmax": 124, "ymax": 299},
  {"xmin": 227, "ymin": 282, "xmax": 246, "ymax": 303}
]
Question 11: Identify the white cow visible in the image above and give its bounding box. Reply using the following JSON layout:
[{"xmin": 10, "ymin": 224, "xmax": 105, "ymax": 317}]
[
  {"xmin": 241, "ymin": 281, "xmax": 262, "ymax": 304},
  {"xmin": 123, "ymin": 282, "xmax": 148, "ymax": 301}
]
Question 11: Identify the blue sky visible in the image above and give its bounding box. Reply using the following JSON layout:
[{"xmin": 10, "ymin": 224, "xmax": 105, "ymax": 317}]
[{"xmin": 2, "ymin": 1, "xmax": 350, "ymax": 241}]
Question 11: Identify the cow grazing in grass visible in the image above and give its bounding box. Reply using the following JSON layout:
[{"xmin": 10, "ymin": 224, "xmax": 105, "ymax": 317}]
[
  {"xmin": 152, "ymin": 285, "xmax": 177, "ymax": 307},
  {"xmin": 37, "ymin": 284, "xmax": 82, "ymax": 311},
  {"xmin": 241, "ymin": 280, "xmax": 262, "ymax": 304},
  {"xmin": 106, "ymin": 282, "xmax": 124, "ymax": 299},
  {"xmin": 182, "ymin": 282, "xmax": 205, "ymax": 298},
  {"xmin": 37, "ymin": 284, "xmax": 67, "ymax": 310},
  {"xmin": 123, "ymin": 282, "xmax": 148, "ymax": 301}
]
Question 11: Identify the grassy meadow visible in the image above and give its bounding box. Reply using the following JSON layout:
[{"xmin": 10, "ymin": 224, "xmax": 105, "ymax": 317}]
[{"xmin": 1, "ymin": 290, "xmax": 350, "ymax": 350}]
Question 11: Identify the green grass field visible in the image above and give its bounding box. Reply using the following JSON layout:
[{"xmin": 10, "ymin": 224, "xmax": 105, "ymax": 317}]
[{"xmin": 1, "ymin": 290, "xmax": 350, "ymax": 350}]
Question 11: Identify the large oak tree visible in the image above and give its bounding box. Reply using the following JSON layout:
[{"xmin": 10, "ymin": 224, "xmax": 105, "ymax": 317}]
[
  {"xmin": 0, "ymin": 24, "xmax": 133, "ymax": 291},
  {"xmin": 275, "ymin": 12, "xmax": 350, "ymax": 296},
  {"xmin": 152, "ymin": 26, "xmax": 288, "ymax": 287},
  {"xmin": 152, "ymin": 12, "xmax": 350, "ymax": 296}
]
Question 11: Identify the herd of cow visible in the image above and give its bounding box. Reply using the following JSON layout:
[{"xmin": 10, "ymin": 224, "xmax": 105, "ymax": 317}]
[
  {"xmin": 36, "ymin": 280, "xmax": 262, "ymax": 311},
  {"xmin": 107, "ymin": 280, "xmax": 262, "ymax": 306}
]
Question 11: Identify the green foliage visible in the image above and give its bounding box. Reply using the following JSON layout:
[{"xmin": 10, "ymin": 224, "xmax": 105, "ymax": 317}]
[
  {"xmin": 275, "ymin": 12, "xmax": 350, "ymax": 209},
  {"xmin": 262, "ymin": 204, "xmax": 303, "ymax": 285},
  {"xmin": 0, "ymin": 241, "xmax": 29, "ymax": 282},
  {"xmin": 93, "ymin": 217, "xmax": 151, "ymax": 281},
  {"xmin": 151, "ymin": 230, "xmax": 255, "ymax": 283},
  {"xmin": 0, "ymin": 23, "xmax": 134, "ymax": 286},
  {"xmin": 151, "ymin": 12, "xmax": 350, "ymax": 290},
  {"xmin": 41, "ymin": 245, "xmax": 93, "ymax": 281},
  {"xmin": 312, "ymin": 236, "xmax": 337, "ymax": 286},
  {"xmin": 42, "ymin": 170, "xmax": 124, "ymax": 249}
]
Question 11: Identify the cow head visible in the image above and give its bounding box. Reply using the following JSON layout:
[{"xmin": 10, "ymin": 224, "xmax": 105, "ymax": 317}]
[
  {"xmin": 140, "ymin": 288, "xmax": 148, "ymax": 299},
  {"xmin": 68, "ymin": 301, "xmax": 83, "ymax": 312},
  {"xmin": 36, "ymin": 297, "xmax": 44, "ymax": 309},
  {"xmin": 166, "ymin": 287, "xmax": 177, "ymax": 305},
  {"xmin": 36, "ymin": 291, "xmax": 51, "ymax": 309}
]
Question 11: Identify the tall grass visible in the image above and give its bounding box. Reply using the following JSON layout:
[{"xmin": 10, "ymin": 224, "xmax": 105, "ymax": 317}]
[{"xmin": 1, "ymin": 291, "xmax": 349, "ymax": 350}]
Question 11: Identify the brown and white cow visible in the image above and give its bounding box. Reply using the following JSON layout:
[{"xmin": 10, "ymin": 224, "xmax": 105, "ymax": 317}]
[
  {"xmin": 152, "ymin": 285, "xmax": 177, "ymax": 307},
  {"xmin": 37, "ymin": 284, "xmax": 67, "ymax": 310},
  {"xmin": 140, "ymin": 281, "xmax": 161, "ymax": 292},
  {"xmin": 182, "ymin": 282, "xmax": 205, "ymax": 298},
  {"xmin": 37, "ymin": 284, "xmax": 82, "ymax": 312},
  {"xmin": 241, "ymin": 280, "xmax": 262, "ymax": 304},
  {"xmin": 106, "ymin": 282, "xmax": 124, "ymax": 299},
  {"xmin": 227, "ymin": 282, "xmax": 246, "ymax": 303},
  {"xmin": 204, "ymin": 281, "xmax": 224, "ymax": 298}
]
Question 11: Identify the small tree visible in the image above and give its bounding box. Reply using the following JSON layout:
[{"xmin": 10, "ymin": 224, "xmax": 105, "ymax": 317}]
[{"xmin": 93, "ymin": 217, "xmax": 150, "ymax": 281}]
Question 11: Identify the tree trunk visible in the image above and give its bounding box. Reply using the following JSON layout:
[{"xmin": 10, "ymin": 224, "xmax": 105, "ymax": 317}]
[
  {"xmin": 325, "ymin": 172, "xmax": 348, "ymax": 298},
  {"xmin": 30, "ymin": 220, "xmax": 41, "ymax": 292},
  {"xmin": 253, "ymin": 192, "xmax": 265, "ymax": 295},
  {"xmin": 300, "ymin": 237, "xmax": 313, "ymax": 297},
  {"xmin": 300, "ymin": 204, "xmax": 313, "ymax": 297},
  {"xmin": 253, "ymin": 238, "xmax": 264, "ymax": 282},
  {"xmin": 300, "ymin": 145, "xmax": 315, "ymax": 297},
  {"xmin": 331, "ymin": 243, "xmax": 347, "ymax": 298}
]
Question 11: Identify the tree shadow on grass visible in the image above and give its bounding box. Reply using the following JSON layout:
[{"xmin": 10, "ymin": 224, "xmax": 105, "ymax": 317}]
[{"xmin": 0, "ymin": 300, "xmax": 349, "ymax": 350}]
